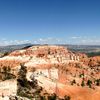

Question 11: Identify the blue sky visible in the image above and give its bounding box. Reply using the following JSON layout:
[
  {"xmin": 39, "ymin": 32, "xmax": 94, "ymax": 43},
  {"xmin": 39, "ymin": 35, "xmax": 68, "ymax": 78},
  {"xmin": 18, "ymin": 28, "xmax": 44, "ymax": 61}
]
[{"xmin": 0, "ymin": 0, "xmax": 100, "ymax": 45}]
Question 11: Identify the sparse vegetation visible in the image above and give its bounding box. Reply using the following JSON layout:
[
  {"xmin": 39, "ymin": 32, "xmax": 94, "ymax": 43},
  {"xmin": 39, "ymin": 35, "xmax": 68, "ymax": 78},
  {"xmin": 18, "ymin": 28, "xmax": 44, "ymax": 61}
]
[
  {"xmin": 87, "ymin": 52, "xmax": 100, "ymax": 57},
  {"xmin": 71, "ymin": 79, "xmax": 76, "ymax": 85},
  {"xmin": 64, "ymin": 95, "xmax": 71, "ymax": 100},
  {"xmin": 48, "ymin": 93, "xmax": 57, "ymax": 100},
  {"xmin": 17, "ymin": 64, "xmax": 44, "ymax": 99},
  {"xmin": 81, "ymin": 80, "xmax": 85, "ymax": 87},
  {"xmin": 79, "ymin": 73, "xmax": 84, "ymax": 78},
  {"xmin": 0, "ymin": 66, "xmax": 16, "ymax": 81},
  {"xmin": 95, "ymin": 79, "xmax": 100, "ymax": 86},
  {"xmin": 87, "ymin": 80, "xmax": 92, "ymax": 88}
]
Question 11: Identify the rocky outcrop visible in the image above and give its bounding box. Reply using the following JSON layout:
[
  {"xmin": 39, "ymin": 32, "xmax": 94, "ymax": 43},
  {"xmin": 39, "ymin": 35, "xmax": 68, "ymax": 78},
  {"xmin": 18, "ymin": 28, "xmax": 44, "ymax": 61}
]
[
  {"xmin": 0, "ymin": 46, "xmax": 80, "ymax": 75},
  {"xmin": 0, "ymin": 45, "xmax": 99, "ymax": 100}
]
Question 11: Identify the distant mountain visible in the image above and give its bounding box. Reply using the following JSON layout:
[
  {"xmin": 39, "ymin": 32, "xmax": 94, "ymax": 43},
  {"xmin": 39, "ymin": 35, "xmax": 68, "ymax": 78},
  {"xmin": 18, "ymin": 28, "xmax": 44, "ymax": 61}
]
[
  {"xmin": 58, "ymin": 44, "xmax": 100, "ymax": 52},
  {"xmin": 0, "ymin": 43, "xmax": 32, "ymax": 53},
  {"xmin": 0, "ymin": 44, "xmax": 100, "ymax": 57},
  {"xmin": 57, "ymin": 44, "xmax": 100, "ymax": 56}
]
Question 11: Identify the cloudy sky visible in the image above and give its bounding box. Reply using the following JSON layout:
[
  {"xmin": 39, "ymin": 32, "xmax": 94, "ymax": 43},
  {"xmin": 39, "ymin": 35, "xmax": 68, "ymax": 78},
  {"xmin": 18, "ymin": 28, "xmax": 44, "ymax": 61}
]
[{"xmin": 0, "ymin": 0, "xmax": 100, "ymax": 45}]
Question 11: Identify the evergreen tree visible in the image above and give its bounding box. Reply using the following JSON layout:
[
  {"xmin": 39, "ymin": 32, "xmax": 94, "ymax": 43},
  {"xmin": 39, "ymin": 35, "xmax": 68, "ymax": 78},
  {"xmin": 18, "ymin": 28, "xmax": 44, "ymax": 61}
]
[
  {"xmin": 81, "ymin": 80, "xmax": 85, "ymax": 87},
  {"xmin": 17, "ymin": 63, "xmax": 42, "ymax": 99},
  {"xmin": 87, "ymin": 80, "xmax": 92, "ymax": 88}
]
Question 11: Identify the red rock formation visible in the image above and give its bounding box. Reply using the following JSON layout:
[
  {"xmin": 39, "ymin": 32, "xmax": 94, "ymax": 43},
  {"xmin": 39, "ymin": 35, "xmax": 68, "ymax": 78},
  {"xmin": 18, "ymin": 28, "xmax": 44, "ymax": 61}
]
[{"xmin": 0, "ymin": 45, "xmax": 100, "ymax": 99}]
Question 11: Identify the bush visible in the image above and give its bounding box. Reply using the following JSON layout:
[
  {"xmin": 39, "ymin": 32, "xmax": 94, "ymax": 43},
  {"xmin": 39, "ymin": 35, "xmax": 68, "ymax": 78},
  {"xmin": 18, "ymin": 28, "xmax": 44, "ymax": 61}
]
[
  {"xmin": 48, "ymin": 93, "xmax": 57, "ymax": 100},
  {"xmin": 17, "ymin": 64, "xmax": 42, "ymax": 99},
  {"xmin": 1, "ymin": 66, "xmax": 15, "ymax": 81},
  {"xmin": 81, "ymin": 80, "xmax": 85, "ymax": 87},
  {"xmin": 95, "ymin": 79, "xmax": 100, "ymax": 86},
  {"xmin": 79, "ymin": 73, "xmax": 84, "ymax": 78},
  {"xmin": 71, "ymin": 79, "xmax": 76, "ymax": 85},
  {"xmin": 64, "ymin": 95, "xmax": 71, "ymax": 100},
  {"xmin": 87, "ymin": 80, "xmax": 92, "ymax": 88}
]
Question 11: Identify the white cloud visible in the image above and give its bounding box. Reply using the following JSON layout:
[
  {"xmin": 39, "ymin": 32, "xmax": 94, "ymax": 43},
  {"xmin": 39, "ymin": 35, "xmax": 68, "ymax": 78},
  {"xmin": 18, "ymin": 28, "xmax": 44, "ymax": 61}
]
[
  {"xmin": 0, "ymin": 36, "xmax": 100, "ymax": 46},
  {"xmin": 0, "ymin": 39, "xmax": 31, "ymax": 46},
  {"xmin": 31, "ymin": 37, "xmax": 63, "ymax": 44},
  {"xmin": 71, "ymin": 36, "xmax": 81, "ymax": 39}
]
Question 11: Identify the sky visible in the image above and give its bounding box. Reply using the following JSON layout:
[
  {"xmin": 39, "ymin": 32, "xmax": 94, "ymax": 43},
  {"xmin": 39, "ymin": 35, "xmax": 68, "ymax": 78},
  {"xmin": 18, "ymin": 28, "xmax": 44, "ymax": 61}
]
[{"xmin": 0, "ymin": 0, "xmax": 100, "ymax": 45}]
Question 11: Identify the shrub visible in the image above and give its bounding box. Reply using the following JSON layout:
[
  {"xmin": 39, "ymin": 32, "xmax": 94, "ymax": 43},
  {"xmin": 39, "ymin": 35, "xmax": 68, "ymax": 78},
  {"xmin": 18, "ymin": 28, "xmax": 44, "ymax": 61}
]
[
  {"xmin": 71, "ymin": 79, "xmax": 76, "ymax": 85},
  {"xmin": 95, "ymin": 79, "xmax": 100, "ymax": 86},
  {"xmin": 64, "ymin": 95, "xmax": 71, "ymax": 100},
  {"xmin": 48, "ymin": 93, "xmax": 57, "ymax": 100},
  {"xmin": 87, "ymin": 80, "xmax": 92, "ymax": 88},
  {"xmin": 81, "ymin": 80, "xmax": 85, "ymax": 87},
  {"xmin": 17, "ymin": 64, "xmax": 42, "ymax": 99}
]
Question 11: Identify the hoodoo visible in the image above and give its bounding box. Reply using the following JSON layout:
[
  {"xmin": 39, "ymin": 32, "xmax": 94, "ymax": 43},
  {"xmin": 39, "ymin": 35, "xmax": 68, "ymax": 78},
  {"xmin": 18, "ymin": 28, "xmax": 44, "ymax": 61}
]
[{"xmin": 0, "ymin": 45, "xmax": 100, "ymax": 100}]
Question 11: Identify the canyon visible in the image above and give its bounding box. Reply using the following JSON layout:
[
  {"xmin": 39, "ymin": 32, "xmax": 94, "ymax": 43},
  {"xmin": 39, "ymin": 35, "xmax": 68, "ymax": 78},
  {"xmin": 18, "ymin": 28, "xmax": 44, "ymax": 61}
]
[{"xmin": 0, "ymin": 45, "xmax": 100, "ymax": 100}]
